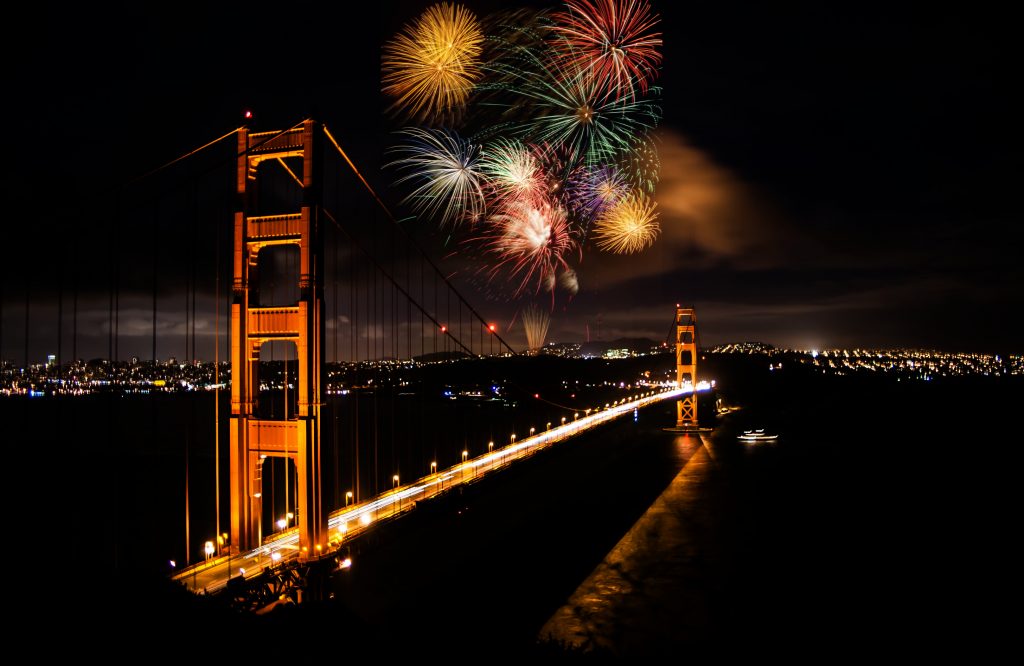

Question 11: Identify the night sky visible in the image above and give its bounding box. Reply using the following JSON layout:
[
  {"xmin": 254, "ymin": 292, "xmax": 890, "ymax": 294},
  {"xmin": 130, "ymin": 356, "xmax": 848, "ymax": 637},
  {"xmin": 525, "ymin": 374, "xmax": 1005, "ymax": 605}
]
[{"xmin": 3, "ymin": 1, "xmax": 1019, "ymax": 361}]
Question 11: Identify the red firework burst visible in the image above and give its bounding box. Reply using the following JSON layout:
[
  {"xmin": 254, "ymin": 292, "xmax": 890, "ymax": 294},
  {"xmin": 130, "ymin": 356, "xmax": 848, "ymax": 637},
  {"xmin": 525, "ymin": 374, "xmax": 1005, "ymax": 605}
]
[{"xmin": 548, "ymin": 0, "xmax": 663, "ymax": 100}]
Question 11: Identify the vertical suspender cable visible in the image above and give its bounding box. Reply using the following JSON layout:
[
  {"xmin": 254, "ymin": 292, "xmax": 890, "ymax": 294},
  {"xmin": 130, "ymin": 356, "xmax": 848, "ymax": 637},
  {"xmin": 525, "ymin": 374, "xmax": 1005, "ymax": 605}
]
[
  {"xmin": 24, "ymin": 280, "xmax": 29, "ymax": 369},
  {"xmin": 351, "ymin": 219, "xmax": 358, "ymax": 502},
  {"xmin": 72, "ymin": 242, "xmax": 77, "ymax": 365},
  {"xmin": 153, "ymin": 200, "xmax": 159, "ymax": 364},
  {"xmin": 0, "ymin": 277, "xmax": 4, "ymax": 367},
  {"xmin": 406, "ymin": 237, "xmax": 412, "ymax": 360},
  {"xmin": 108, "ymin": 201, "xmax": 115, "ymax": 363},
  {"xmin": 391, "ymin": 225, "xmax": 397, "ymax": 481},
  {"xmin": 113, "ymin": 194, "xmax": 120, "ymax": 364},
  {"xmin": 187, "ymin": 181, "xmax": 195, "ymax": 364},
  {"xmin": 185, "ymin": 426, "xmax": 190, "ymax": 566},
  {"xmin": 334, "ymin": 161, "xmax": 344, "ymax": 506},
  {"xmin": 57, "ymin": 246, "xmax": 63, "ymax": 368},
  {"xmin": 105, "ymin": 193, "xmax": 115, "ymax": 567},
  {"xmin": 372, "ymin": 211, "xmax": 378, "ymax": 497},
  {"xmin": 213, "ymin": 183, "xmax": 221, "ymax": 555},
  {"xmin": 0, "ymin": 276, "xmax": 4, "ymax": 366}
]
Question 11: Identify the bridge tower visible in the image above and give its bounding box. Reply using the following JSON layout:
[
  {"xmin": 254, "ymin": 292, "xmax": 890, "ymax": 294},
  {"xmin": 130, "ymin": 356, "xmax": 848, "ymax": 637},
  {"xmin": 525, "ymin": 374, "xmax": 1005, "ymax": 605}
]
[
  {"xmin": 230, "ymin": 120, "xmax": 327, "ymax": 559},
  {"xmin": 675, "ymin": 306, "xmax": 698, "ymax": 428}
]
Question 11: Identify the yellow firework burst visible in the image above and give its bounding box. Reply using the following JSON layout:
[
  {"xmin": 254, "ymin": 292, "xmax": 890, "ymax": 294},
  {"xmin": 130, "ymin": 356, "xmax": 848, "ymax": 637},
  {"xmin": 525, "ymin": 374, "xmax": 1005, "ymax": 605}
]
[
  {"xmin": 593, "ymin": 192, "xmax": 660, "ymax": 254},
  {"xmin": 382, "ymin": 3, "xmax": 484, "ymax": 122}
]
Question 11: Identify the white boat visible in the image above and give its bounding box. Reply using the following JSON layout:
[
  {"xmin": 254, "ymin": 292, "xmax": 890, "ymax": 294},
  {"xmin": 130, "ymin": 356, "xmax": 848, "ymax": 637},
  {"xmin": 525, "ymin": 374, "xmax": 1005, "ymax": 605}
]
[{"xmin": 738, "ymin": 429, "xmax": 778, "ymax": 442}]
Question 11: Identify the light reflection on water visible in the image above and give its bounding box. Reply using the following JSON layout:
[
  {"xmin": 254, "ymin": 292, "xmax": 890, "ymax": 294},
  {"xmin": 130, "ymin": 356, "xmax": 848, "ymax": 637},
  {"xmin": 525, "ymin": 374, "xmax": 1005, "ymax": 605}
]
[{"xmin": 539, "ymin": 434, "xmax": 716, "ymax": 653}]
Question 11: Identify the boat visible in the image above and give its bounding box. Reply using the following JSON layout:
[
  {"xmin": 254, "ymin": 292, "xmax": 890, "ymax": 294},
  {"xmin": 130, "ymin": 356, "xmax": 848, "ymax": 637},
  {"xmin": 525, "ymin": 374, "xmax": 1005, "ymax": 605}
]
[{"xmin": 738, "ymin": 429, "xmax": 778, "ymax": 442}]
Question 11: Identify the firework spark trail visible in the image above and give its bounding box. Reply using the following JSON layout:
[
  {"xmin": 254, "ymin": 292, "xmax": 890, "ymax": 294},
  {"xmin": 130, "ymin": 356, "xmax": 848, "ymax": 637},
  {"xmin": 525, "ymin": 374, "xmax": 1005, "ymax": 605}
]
[
  {"xmin": 382, "ymin": 2, "xmax": 484, "ymax": 123},
  {"xmin": 548, "ymin": 0, "xmax": 663, "ymax": 100},
  {"xmin": 385, "ymin": 127, "xmax": 486, "ymax": 229},
  {"xmin": 522, "ymin": 303, "xmax": 551, "ymax": 350},
  {"xmin": 592, "ymin": 191, "xmax": 660, "ymax": 254}
]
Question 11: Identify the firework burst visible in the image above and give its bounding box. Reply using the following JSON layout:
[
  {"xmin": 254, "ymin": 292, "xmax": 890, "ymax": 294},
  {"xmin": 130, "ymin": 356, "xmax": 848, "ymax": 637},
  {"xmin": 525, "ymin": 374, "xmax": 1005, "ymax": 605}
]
[
  {"xmin": 380, "ymin": 0, "xmax": 666, "ymax": 306},
  {"xmin": 548, "ymin": 0, "xmax": 663, "ymax": 100},
  {"xmin": 385, "ymin": 127, "xmax": 486, "ymax": 228},
  {"xmin": 592, "ymin": 191, "xmax": 660, "ymax": 253},
  {"xmin": 382, "ymin": 2, "xmax": 484, "ymax": 123},
  {"xmin": 568, "ymin": 164, "xmax": 629, "ymax": 223},
  {"xmin": 482, "ymin": 197, "xmax": 578, "ymax": 297},
  {"xmin": 482, "ymin": 37, "xmax": 661, "ymax": 167},
  {"xmin": 620, "ymin": 133, "xmax": 660, "ymax": 193},
  {"xmin": 479, "ymin": 138, "xmax": 545, "ymax": 207},
  {"xmin": 510, "ymin": 60, "xmax": 661, "ymax": 167}
]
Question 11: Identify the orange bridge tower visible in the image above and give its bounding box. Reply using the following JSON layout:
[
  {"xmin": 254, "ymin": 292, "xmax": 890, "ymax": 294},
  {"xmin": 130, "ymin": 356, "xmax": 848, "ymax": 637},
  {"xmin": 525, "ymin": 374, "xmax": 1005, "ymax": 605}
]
[
  {"xmin": 229, "ymin": 120, "xmax": 327, "ymax": 559},
  {"xmin": 675, "ymin": 306, "xmax": 698, "ymax": 428}
]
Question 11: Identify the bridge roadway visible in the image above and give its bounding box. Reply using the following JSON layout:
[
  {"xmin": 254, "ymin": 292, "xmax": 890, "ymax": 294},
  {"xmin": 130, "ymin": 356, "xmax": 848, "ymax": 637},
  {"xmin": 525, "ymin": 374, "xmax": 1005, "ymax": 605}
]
[{"xmin": 173, "ymin": 385, "xmax": 691, "ymax": 594}]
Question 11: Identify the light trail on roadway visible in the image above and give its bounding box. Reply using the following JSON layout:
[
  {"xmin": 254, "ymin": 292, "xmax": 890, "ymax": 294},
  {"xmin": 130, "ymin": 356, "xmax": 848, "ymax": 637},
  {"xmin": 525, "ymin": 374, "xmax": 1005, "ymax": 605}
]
[{"xmin": 173, "ymin": 384, "xmax": 702, "ymax": 594}]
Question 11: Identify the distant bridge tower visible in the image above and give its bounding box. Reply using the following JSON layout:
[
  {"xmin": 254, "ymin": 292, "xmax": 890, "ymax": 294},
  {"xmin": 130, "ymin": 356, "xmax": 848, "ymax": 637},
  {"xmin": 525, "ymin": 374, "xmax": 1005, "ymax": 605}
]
[
  {"xmin": 230, "ymin": 120, "xmax": 327, "ymax": 559},
  {"xmin": 675, "ymin": 305, "xmax": 698, "ymax": 428}
]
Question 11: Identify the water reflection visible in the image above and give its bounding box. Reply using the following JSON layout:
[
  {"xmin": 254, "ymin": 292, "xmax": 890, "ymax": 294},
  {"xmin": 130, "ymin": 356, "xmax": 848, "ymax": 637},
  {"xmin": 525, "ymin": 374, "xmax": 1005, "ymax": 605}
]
[{"xmin": 539, "ymin": 434, "xmax": 716, "ymax": 654}]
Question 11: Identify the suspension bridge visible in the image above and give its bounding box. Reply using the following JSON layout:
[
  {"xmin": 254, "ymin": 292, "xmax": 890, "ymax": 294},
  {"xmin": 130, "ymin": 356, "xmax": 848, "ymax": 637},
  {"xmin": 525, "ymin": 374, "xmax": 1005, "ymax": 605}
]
[{"xmin": 0, "ymin": 117, "xmax": 707, "ymax": 608}]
